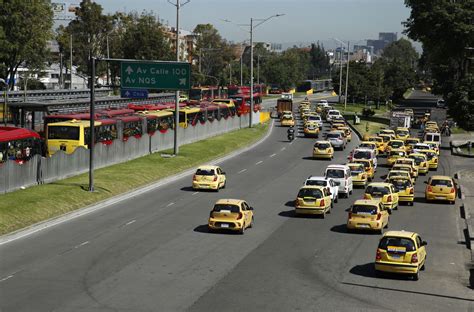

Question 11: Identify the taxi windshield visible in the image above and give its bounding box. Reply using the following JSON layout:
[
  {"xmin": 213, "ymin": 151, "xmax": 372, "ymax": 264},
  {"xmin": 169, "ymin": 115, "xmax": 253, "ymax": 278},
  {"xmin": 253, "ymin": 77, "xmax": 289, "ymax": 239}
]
[
  {"xmin": 389, "ymin": 141, "xmax": 404, "ymax": 148},
  {"xmin": 353, "ymin": 151, "xmax": 372, "ymax": 159},
  {"xmin": 397, "ymin": 130, "xmax": 409, "ymax": 136},
  {"xmin": 213, "ymin": 204, "xmax": 240, "ymax": 213},
  {"xmin": 390, "ymin": 179, "xmax": 412, "ymax": 190},
  {"xmin": 352, "ymin": 204, "xmax": 377, "ymax": 214},
  {"xmin": 196, "ymin": 169, "xmax": 215, "ymax": 176},
  {"xmin": 366, "ymin": 185, "xmax": 390, "ymax": 196},
  {"xmin": 298, "ymin": 188, "xmax": 323, "ymax": 198},
  {"xmin": 379, "ymin": 237, "xmax": 416, "ymax": 251},
  {"xmin": 315, "ymin": 143, "xmax": 331, "ymax": 149},
  {"xmin": 305, "ymin": 180, "xmax": 326, "ymax": 187},
  {"xmin": 410, "ymin": 156, "xmax": 424, "ymax": 164},
  {"xmin": 390, "ymin": 151, "xmax": 405, "ymax": 156},
  {"xmin": 349, "ymin": 165, "xmax": 364, "ymax": 173},
  {"xmin": 326, "ymin": 133, "xmax": 341, "ymax": 139},
  {"xmin": 430, "ymin": 179, "xmax": 453, "ymax": 187}
]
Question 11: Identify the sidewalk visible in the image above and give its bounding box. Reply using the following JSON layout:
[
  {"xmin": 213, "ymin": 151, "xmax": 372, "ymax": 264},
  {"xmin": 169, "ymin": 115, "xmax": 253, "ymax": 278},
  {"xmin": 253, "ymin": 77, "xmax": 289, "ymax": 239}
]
[
  {"xmin": 451, "ymin": 132, "xmax": 474, "ymax": 146},
  {"xmin": 457, "ymin": 169, "xmax": 474, "ymax": 261}
]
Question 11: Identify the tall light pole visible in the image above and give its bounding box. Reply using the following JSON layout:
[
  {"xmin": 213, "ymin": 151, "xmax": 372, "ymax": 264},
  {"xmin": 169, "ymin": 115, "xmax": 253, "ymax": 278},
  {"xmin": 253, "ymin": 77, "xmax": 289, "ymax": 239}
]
[
  {"xmin": 0, "ymin": 78, "xmax": 7, "ymax": 126},
  {"xmin": 168, "ymin": 0, "xmax": 190, "ymax": 155},
  {"xmin": 223, "ymin": 15, "xmax": 284, "ymax": 127},
  {"xmin": 333, "ymin": 38, "xmax": 344, "ymax": 104},
  {"xmin": 344, "ymin": 41, "xmax": 350, "ymax": 110},
  {"xmin": 69, "ymin": 34, "xmax": 73, "ymax": 90}
]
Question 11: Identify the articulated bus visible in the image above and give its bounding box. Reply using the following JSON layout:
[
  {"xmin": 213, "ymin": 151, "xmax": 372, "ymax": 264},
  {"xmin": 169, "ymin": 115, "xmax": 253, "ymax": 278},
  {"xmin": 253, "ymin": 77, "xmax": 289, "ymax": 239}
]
[
  {"xmin": 189, "ymin": 86, "xmax": 228, "ymax": 104},
  {"xmin": 210, "ymin": 99, "xmax": 237, "ymax": 117},
  {"xmin": 137, "ymin": 110, "xmax": 174, "ymax": 133},
  {"xmin": 0, "ymin": 127, "xmax": 43, "ymax": 163}
]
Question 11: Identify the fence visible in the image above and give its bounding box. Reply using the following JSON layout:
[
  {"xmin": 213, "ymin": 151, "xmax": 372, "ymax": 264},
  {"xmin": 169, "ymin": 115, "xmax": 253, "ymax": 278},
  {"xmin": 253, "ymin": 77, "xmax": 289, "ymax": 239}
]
[{"xmin": 0, "ymin": 113, "xmax": 254, "ymax": 194}]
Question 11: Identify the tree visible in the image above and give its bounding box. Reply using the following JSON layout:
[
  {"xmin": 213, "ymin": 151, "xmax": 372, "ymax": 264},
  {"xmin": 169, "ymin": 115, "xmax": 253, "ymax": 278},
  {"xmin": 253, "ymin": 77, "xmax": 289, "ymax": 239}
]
[
  {"xmin": 309, "ymin": 43, "xmax": 330, "ymax": 79},
  {"xmin": 404, "ymin": 0, "xmax": 474, "ymax": 126},
  {"xmin": 0, "ymin": 0, "xmax": 53, "ymax": 90},
  {"xmin": 65, "ymin": 0, "xmax": 112, "ymax": 79},
  {"xmin": 262, "ymin": 49, "xmax": 305, "ymax": 90}
]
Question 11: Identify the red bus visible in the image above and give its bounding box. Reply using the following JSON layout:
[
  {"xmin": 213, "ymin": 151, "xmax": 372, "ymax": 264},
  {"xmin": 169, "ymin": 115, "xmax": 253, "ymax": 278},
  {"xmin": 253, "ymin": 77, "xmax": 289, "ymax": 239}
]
[
  {"xmin": 189, "ymin": 86, "xmax": 228, "ymax": 104},
  {"xmin": 0, "ymin": 127, "xmax": 44, "ymax": 163}
]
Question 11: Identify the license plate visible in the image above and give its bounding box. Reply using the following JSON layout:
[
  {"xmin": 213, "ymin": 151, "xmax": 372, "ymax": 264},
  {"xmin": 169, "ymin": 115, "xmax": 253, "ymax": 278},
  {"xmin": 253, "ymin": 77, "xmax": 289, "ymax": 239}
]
[
  {"xmin": 358, "ymin": 224, "xmax": 370, "ymax": 228},
  {"xmin": 390, "ymin": 254, "xmax": 402, "ymax": 259},
  {"xmin": 220, "ymin": 223, "xmax": 229, "ymax": 228},
  {"xmin": 305, "ymin": 201, "xmax": 315, "ymax": 204},
  {"xmin": 436, "ymin": 196, "xmax": 445, "ymax": 199}
]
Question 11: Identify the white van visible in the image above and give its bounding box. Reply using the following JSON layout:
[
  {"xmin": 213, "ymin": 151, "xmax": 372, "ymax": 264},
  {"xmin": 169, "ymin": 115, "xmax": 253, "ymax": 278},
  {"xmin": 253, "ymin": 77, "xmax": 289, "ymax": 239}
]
[
  {"xmin": 424, "ymin": 132, "xmax": 441, "ymax": 145},
  {"xmin": 350, "ymin": 148, "xmax": 378, "ymax": 169},
  {"xmin": 325, "ymin": 164, "xmax": 353, "ymax": 198}
]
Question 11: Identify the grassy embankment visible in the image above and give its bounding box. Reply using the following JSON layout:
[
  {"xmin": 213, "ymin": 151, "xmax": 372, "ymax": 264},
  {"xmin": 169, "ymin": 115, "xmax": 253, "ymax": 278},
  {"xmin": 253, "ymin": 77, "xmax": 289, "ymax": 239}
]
[{"xmin": 0, "ymin": 122, "xmax": 269, "ymax": 235}]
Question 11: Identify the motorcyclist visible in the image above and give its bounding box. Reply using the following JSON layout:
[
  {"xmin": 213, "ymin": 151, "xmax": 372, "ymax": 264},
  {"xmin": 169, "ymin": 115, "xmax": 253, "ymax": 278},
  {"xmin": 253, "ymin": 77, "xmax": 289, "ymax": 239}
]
[{"xmin": 287, "ymin": 125, "xmax": 295, "ymax": 141}]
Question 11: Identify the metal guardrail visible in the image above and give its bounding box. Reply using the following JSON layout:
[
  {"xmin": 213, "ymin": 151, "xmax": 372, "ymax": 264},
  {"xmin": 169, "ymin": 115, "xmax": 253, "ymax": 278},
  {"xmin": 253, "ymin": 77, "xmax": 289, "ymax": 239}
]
[{"xmin": 0, "ymin": 88, "xmax": 113, "ymax": 103}]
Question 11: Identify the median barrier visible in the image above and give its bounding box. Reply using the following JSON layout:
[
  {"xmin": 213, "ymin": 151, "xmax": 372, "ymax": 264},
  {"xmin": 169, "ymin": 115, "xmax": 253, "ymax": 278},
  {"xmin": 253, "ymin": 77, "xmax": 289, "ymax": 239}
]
[
  {"xmin": 456, "ymin": 171, "xmax": 474, "ymax": 260},
  {"xmin": 0, "ymin": 114, "xmax": 252, "ymax": 194}
]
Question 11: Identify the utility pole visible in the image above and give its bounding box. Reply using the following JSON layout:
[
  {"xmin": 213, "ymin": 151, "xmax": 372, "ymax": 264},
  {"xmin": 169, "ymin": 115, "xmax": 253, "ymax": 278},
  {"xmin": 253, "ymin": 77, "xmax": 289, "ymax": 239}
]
[
  {"xmin": 339, "ymin": 45, "xmax": 343, "ymax": 104},
  {"xmin": 240, "ymin": 44, "xmax": 243, "ymax": 86},
  {"xmin": 250, "ymin": 17, "xmax": 254, "ymax": 128},
  {"xmin": 70, "ymin": 34, "xmax": 73, "ymax": 90},
  {"xmin": 106, "ymin": 35, "xmax": 110, "ymax": 86},
  {"xmin": 257, "ymin": 55, "xmax": 260, "ymax": 85},
  {"xmin": 344, "ymin": 41, "xmax": 350, "ymax": 110},
  {"xmin": 89, "ymin": 57, "xmax": 96, "ymax": 192},
  {"xmin": 168, "ymin": 0, "xmax": 190, "ymax": 155}
]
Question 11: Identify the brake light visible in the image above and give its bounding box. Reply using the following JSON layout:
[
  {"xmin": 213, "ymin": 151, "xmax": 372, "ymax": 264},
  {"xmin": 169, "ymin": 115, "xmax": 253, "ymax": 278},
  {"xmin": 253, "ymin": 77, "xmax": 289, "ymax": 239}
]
[
  {"xmin": 411, "ymin": 253, "xmax": 418, "ymax": 264},
  {"xmin": 320, "ymin": 199, "xmax": 325, "ymax": 207},
  {"xmin": 427, "ymin": 185, "xmax": 433, "ymax": 192},
  {"xmin": 376, "ymin": 249, "xmax": 382, "ymax": 261},
  {"xmin": 213, "ymin": 175, "xmax": 218, "ymax": 181},
  {"xmin": 376, "ymin": 213, "xmax": 382, "ymax": 220},
  {"xmin": 364, "ymin": 194, "xmax": 370, "ymax": 199},
  {"xmin": 387, "ymin": 195, "xmax": 392, "ymax": 202},
  {"xmin": 237, "ymin": 212, "xmax": 243, "ymax": 220},
  {"xmin": 193, "ymin": 174, "xmax": 197, "ymax": 181},
  {"xmin": 410, "ymin": 188, "xmax": 414, "ymax": 194},
  {"xmin": 450, "ymin": 187, "xmax": 455, "ymax": 193},
  {"xmin": 348, "ymin": 212, "xmax": 352, "ymax": 219}
]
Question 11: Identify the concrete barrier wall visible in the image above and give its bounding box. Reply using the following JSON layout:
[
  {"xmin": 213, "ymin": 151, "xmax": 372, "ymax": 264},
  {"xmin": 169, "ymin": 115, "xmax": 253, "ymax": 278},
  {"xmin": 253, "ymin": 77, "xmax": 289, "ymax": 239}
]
[{"xmin": 0, "ymin": 114, "xmax": 252, "ymax": 194}]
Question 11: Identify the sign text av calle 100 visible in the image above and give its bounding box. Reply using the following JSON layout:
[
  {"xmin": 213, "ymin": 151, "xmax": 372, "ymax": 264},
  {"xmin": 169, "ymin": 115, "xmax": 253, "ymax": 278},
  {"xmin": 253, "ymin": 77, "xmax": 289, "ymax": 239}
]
[{"xmin": 120, "ymin": 61, "xmax": 191, "ymax": 90}]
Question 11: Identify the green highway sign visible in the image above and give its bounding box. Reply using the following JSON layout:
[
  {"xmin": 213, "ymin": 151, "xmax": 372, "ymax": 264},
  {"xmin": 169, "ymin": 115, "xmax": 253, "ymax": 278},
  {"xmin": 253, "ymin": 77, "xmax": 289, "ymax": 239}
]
[{"xmin": 120, "ymin": 61, "xmax": 191, "ymax": 90}]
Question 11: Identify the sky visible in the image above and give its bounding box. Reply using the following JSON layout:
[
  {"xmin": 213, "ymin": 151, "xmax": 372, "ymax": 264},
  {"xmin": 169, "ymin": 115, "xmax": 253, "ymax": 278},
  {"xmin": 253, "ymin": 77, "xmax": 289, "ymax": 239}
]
[{"xmin": 91, "ymin": 0, "xmax": 413, "ymax": 49}]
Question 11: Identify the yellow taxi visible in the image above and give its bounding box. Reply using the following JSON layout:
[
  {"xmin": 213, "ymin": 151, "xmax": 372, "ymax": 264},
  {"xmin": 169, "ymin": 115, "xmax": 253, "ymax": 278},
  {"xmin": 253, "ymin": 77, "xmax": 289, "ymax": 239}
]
[
  {"xmin": 303, "ymin": 121, "xmax": 320, "ymax": 137},
  {"xmin": 405, "ymin": 137, "xmax": 420, "ymax": 154},
  {"xmin": 367, "ymin": 136, "xmax": 385, "ymax": 154},
  {"xmin": 359, "ymin": 141, "xmax": 379, "ymax": 155},
  {"xmin": 375, "ymin": 231, "xmax": 427, "ymax": 281},
  {"xmin": 386, "ymin": 170, "xmax": 412, "ymax": 183},
  {"xmin": 347, "ymin": 199, "xmax": 389, "ymax": 234},
  {"xmin": 331, "ymin": 122, "xmax": 346, "ymax": 131},
  {"xmin": 387, "ymin": 149, "xmax": 407, "ymax": 166},
  {"xmin": 395, "ymin": 127, "xmax": 410, "ymax": 141},
  {"xmin": 394, "ymin": 158, "xmax": 418, "ymax": 177},
  {"xmin": 364, "ymin": 182, "xmax": 399, "ymax": 213},
  {"xmin": 378, "ymin": 134, "xmax": 393, "ymax": 153},
  {"xmin": 339, "ymin": 126, "xmax": 352, "ymax": 142},
  {"xmin": 295, "ymin": 185, "xmax": 333, "ymax": 218},
  {"xmin": 418, "ymin": 149, "xmax": 438, "ymax": 170},
  {"xmin": 208, "ymin": 199, "xmax": 254, "ymax": 234},
  {"xmin": 353, "ymin": 159, "xmax": 375, "ymax": 181},
  {"xmin": 388, "ymin": 176, "xmax": 415, "ymax": 206},
  {"xmin": 423, "ymin": 141, "xmax": 440, "ymax": 155},
  {"xmin": 313, "ymin": 140, "xmax": 334, "ymax": 159},
  {"xmin": 408, "ymin": 153, "xmax": 429, "ymax": 175},
  {"xmin": 386, "ymin": 139, "xmax": 406, "ymax": 154},
  {"xmin": 281, "ymin": 113, "xmax": 295, "ymax": 126},
  {"xmin": 347, "ymin": 162, "xmax": 368, "ymax": 188},
  {"xmin": 391, "ymin": 164, "xmax": 416, "ymax": 183},
  {"xmin": 379, "ymin": 129, "xmax": 396, "ymax": 139},
  {"xmin": 425, "ymin": 175, "xmax": 457, "ymax": 204},
  {"xmin": 193, "ymin": 166, "xmax": 226, "ymax": 191},
  {"xmin": 425, "ymin": 121, "xmax": 438, "ymax": 129}
]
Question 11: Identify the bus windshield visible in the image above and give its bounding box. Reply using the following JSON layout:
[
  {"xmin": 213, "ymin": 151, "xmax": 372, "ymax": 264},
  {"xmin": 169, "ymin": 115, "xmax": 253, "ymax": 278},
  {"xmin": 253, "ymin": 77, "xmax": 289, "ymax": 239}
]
[{"xmin": 48, "ymin": 126, "xmax": 80, "ymax": 140}]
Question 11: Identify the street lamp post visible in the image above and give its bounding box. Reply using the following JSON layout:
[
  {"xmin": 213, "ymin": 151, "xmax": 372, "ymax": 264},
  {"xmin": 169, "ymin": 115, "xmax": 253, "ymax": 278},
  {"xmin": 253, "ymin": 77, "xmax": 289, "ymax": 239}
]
[
  {"xmin": 0, "ymin": 78, "xmax": 8, "ymax": 126},
  {"xmin": 344, "ymin": 41, "xmax": 350, "ymax": 110},
  {"xmin": 168, "ymin": 0, "xmax": 190, "ymax": 155}
]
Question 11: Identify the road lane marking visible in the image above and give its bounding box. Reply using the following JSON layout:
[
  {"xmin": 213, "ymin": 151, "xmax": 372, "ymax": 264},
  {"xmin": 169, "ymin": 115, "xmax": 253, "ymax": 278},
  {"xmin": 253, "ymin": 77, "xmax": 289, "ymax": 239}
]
[
  {"xmin": 0, "ymin": 275, "xmax": 13, "ymax": 282},
  {"xmin": 289, "ymin": 141, "xmax": 294, "ymax": 145},
  {"xmin": 125, "ymin": 220, "xmax": 136, "ymax": 226},
  {"xmin": 255, "ymin": 161, "xmax": 263, "ymax": 165},
  {"xmin": 74, "ymin": 241, "xmax": 89, "ymax": 249},
  {"xmin": 166, "ymin": 202, "xmax": 175, "ymax": 207},
  {"xmin": 238, "ymin": 169, "xmax": 247, "ymax": 174},
  {"xmin": 192, "ymin": 191, "xmax": 199, "ymax": 195},
  {"xmin": 281, "ymin": 147, "xmax": 286, "ymax": 151},
  {"xmin": 270, "ymin": 153, "xmax": 277, "ymax": 158}
]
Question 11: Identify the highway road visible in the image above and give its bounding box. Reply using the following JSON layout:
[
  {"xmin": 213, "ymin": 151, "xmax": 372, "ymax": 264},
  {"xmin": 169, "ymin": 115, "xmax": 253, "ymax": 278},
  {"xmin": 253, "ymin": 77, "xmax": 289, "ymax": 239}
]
[{"xmin": 0, "ymin": 96, "xmax": 472, "ymax": 311}]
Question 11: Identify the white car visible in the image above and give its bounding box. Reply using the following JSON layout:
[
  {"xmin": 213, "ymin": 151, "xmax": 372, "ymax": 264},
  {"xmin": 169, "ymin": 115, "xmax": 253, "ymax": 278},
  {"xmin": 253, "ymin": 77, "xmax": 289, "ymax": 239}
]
[
  {"xmin": 325, "ymin": 164, "xmax": 353, "ymax": 198},
  {"xmin": 412, "ymin": 143, "xmax": 431, "ymax": 153},
  {"xmin": 318, "ymin": 99, "xmax": 329, "ymax": 107},
  {"xmin": 304, "ymin": 176, "xmax": 339, "ymax": 203},
  {"xmin": 306, "ymin": 114, "xmax": 323, "ymax": 129},
  {"xmin": 349, "ymin": 148, "xmax": 378, "ymax": 169},
  {"xmin": 326, "ymin": 109, "xmax": 342, "ymax": 122}
]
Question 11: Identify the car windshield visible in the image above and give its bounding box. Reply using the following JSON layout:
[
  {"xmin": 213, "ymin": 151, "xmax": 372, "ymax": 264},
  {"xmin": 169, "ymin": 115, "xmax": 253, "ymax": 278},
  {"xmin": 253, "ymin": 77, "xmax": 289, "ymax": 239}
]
[
  {"xmin": 328, "ymin": 111, "xmax": 339, "ymax": 116},
  {"xmin": 393, "ymin": 166, "xmax": 410, "ymax": 172},
  {"xmin": 397, "ymin": 130, "xmax": 409, "ymax": 136},
  {"xmin": 297, "ymin": 188, "xmax": 323, "ymax": 198},
  {"xmin": 390, "ymin": 179, "xmax": 412, "ymax": 190},
  {"xmin": 282, "ymin": 115, "xmax": 293, "ymax": 120},
  {"xmin": 48, "ymin": 126, "xmax": 80, "ymax": 140},
  {"xmin": 352, "ymin": 204, "xmax": 378, "ymax": 215},
  {"xmin": 406, "ymin": 139, "xmax": 418, "ymax": 145},
  {"xmin": 378, "ymin": 237, "xmax": 416, "ymax": 252},
  {"xmin": 389, "ymin": 141, "xmax": 404, "ymax": 148},
  {"xmin": 315, "ymin": 143, "xmax": 331, "ymax": 149},
  {"xmin": 326, "ymin": 169, "xmax": 344, "ymax": 179},
  {"xmin": 430, "ymin": 179, "xmax": 453, "ymax": 187},
  {"xmin": 307, "ymin": 116, "xmax": 320, "ymax": 121},
  {"xmin": 196, "ymin": 169, "xmax": 215, "ymax": 175},
  {"xmin": 326, "ymin": 133, "xmax": 341, "ymax": 139},
  {"xmin": 348, "ymin": 165, "xmax": 364, "ymax": 173},
  {"xmin": 353, "ymin": 151, "xmax": 372, "ymax": 159},
  {"xmin": 305, "ymin": 180, "xmax": 326, "ymax": 187},
  {"xmin": 213, "ymin": 204, "xmax": 240, "ymax": 213},
  {"xmin": 390, "ymin": 151, "xmax": 405, "ymax": 156},
  {"xmin": 355, "ymin": 161, "xmax": 370, "ymax": 168},
  {"xmin": 410, "ymin": 156, "xmax": 425, "ymax": 164},
  {"xmin": 366, "ymin": 185, "xmax": 390, "ymax": 196},
  {"xmin": 388, "ymin": 171, "xmax": 410, "ymax": 179}
]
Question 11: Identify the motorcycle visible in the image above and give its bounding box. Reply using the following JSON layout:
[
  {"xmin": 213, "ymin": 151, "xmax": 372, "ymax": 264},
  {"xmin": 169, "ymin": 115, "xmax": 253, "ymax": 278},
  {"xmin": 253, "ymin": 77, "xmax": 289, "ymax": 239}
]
[{"xmin": 287, "ymin": 128, "xmax": 295, "ymax": 141}]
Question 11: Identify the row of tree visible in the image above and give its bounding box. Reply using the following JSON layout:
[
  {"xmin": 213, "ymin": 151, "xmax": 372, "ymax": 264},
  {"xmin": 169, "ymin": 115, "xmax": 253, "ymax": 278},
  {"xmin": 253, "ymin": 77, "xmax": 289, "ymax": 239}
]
[
  {"xmin": 404, "ymin": 0, "xmax": 474, "ymax": 129},
  {"xmin": 332, "ymin": 38, "xmax": 419, "ymax": 105}
]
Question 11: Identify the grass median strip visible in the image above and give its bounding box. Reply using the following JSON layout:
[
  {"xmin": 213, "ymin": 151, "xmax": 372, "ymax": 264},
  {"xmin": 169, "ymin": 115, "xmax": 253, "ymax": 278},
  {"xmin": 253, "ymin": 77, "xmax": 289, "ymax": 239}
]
[
  {"xmin": 348, "ymin": 120, "xmax": 388, "ymax": 137},
  {"xmin": 0, "ymin": 122, "xmax": 269, "ymax": 235}
]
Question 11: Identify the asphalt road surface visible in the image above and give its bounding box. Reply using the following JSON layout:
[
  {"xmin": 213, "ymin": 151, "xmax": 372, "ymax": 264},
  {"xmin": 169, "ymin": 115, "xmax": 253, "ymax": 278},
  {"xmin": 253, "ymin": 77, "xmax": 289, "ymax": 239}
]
[{"xmin": 0, "ymin": 98, "xmax": 472, "ymax": 311}]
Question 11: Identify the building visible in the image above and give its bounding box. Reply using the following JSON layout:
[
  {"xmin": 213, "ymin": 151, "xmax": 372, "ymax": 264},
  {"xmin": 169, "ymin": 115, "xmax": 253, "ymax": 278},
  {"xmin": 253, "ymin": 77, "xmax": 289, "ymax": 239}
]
[
  {"xmin": 379, "ymin": 32, "xmax": 397, "ymax": 44},
  {"xmin": 366, "ymin": 32, "xmax": 398, "ymax": 55},
  {"xmin": 162, "ymin": 26, "xmax": 196, "ymax": 63}
]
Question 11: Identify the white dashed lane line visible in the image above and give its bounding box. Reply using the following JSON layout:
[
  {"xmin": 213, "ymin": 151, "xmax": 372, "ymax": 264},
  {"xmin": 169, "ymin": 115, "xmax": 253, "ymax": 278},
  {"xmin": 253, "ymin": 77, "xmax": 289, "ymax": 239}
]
[
  {"xmin": 192, "ymin": 191, "xmax": 199, "ymax": 195},
  {"xmin": 238, "ymin": 169, "xmax": 247, "ymax": 174},
  {"xmin": 124, "ymin": 220, "xmax": 136, "ymax": 226},
  {"xmin": 255, "ymin": 161, "xmax": 263, "ymax": 165},
  {"xmin": 166, "ymin": 202, "xmax": 175, "ymax": 207},
  {"xmin": 270, "ymin": 153, "xmax": 277, "ymax": 158},
  {"xmin": 281, "ymin": 147, "xmax": 286, "ymax": 151},
  {"xmin": 74, "ymin": 241, "xmax": 89, "ymax": 249},
  {"xmin": 0, "ymin": 275, "xmax": 13, "ymax": 282}
]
